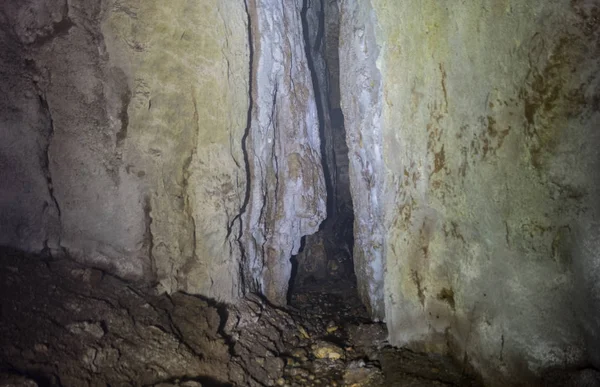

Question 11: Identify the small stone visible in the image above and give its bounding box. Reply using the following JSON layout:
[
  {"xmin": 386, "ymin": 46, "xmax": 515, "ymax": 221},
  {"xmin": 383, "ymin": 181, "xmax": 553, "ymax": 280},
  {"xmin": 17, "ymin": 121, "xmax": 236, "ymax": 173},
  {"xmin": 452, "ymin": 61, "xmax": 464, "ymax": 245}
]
[
  {"xmin": 289, "ymin": 368, "xmax": 309, "ymax": 378},
  {"xmin": 276, "ymin": 378, "xmax": 286, "ymax": 386},
  {"xmin": 67, "ymin": 321, "xmax": 105, "ymax": 339},
  {"xmin": 291, "ymin": 347, "xmax": 308, "ymax": 359},
  {"xmin": 180, "ymin": 382, "xmax": 203, "ymax": 387},
  {"xmin": 298, "ymin": 326, "xmax": 310, "ymax": 339},
  {"xmin": 312, "ymin": 341, "xmax": 345, "ymax": 360}
]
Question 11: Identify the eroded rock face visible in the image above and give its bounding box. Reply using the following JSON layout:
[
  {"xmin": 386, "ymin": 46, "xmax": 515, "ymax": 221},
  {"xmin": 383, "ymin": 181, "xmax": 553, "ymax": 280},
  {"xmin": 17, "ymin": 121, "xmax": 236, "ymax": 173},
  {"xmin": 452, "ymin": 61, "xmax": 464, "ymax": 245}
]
[
  {"xmin": 0, "ymin": 0, "xmax": 249, "ymax": 300},
  {"xmin": 241, "ymin": 0, "xmax": 326, "ymax": 305},
  {"xmin": 0, "ymin": 0, "xmax": 325, "ymax": 305},
  {"xmin": 104, "ymin": 0, "xmax": 250, "ymax": 300},
  {"xmin": 339, "ymin": 0, "xmax": 385, "ymax": 319},
  {"xmin": 340, "ymin": 0, "xmax": 600, "ymax": 384},
  {"xmin": 0, "ymin": 249, "xmax": 232, "ymax": 386}
]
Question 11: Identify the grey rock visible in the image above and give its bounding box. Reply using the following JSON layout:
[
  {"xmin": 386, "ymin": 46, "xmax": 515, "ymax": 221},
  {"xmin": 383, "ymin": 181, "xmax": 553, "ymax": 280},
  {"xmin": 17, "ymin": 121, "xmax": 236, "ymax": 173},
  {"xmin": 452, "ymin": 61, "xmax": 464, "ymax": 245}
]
[{"xmin": 241, "ymin": 0, "xmax": 326, "ymax": 305}]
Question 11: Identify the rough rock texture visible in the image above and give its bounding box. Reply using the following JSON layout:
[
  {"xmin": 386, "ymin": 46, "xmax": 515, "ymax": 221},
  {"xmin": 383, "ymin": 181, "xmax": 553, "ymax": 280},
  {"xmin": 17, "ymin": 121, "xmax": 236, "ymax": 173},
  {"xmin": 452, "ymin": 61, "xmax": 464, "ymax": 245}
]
[
  {"xmin": 0, "ymin": 0, "xmax": 326, "ymax": 305},
  {"xmin": 241, "ymin": 0, "xmax": 326, "ymax": 305},
  {"xmin": 0, "ymin": 0, "xmax": 68, "ymax": 256},
  {"xmin": 104, "ymin": 0, "xmax": 250, "ymax": 299},
  {"xmin": 339, "ymin": 0, "xmax": 385, "ymax": 319},
  {"xmin": 0, "ymin": 0, "xmax": 249, "ymax": 301},
  {"xmin": 0, "ymin": 249, "xmax": 489, "ymax": 387},
  {"xmin": 302, "ymin": 0, "xmax": 336, "ymax": 216},
  {"xmin": 0, "ymin": 249, "xmax": 232, "ymax": 386},
  {"xmin": 340, "ymin": 0, "xmax": 600, "ymax": 384}
]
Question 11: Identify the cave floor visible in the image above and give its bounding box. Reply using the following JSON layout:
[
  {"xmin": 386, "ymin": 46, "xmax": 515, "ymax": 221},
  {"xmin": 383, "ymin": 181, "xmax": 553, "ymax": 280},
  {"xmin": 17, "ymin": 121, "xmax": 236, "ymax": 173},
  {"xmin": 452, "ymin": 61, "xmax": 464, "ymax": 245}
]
[
  {"xmin": 285, "ymin": 277, "xmax": 482, "ymax": 387},
  {"xmin": 0, "ymin": 249, "xmax": 481, "ymax": 387}
]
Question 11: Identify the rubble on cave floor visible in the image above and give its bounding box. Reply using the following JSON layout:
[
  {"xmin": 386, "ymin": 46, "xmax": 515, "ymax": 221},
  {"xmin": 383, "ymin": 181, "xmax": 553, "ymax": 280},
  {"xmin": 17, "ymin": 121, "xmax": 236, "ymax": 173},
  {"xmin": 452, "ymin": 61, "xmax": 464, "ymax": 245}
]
[
  {"xmin": 0, "ymin": 249, "xmax": 482, "ymax": 387},
  {"xmin": 278, "ymin": 277, "xmax": 482, "ymax": 387}
]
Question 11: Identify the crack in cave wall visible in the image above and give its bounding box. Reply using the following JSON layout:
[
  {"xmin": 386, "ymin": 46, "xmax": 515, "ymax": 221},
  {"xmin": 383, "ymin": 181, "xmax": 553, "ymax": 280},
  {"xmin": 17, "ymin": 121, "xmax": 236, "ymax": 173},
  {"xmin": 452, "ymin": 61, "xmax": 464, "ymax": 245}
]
[
  {"xmin": 290, "ymin": 0, "xmax": 357, "ymax": 294},
  {"xmin": 3, "ymin": 1, "xmax": 600, "ymax": 384}
]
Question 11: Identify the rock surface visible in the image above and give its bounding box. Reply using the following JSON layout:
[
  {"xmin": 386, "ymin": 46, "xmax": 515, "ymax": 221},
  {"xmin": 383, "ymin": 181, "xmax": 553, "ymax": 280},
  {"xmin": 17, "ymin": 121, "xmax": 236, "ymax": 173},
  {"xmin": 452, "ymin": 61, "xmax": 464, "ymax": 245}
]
[
  {"xmin": 0, "ymin": 249, "xmax": 231, "ymax": 386},
  {"xmin": 340, "ymin": 0, "xmax": 600, "ymax": 384},
  {"xmin": 0, "ymin": 249, "xmax": 485, "ymax": 387},
  {"xmin": 241, "ymin": 0, "xmax": 326, "ymax": 305},
  {"xmin": 0, "ymin": 0, "xmax": 250, "ymax": 301},
  {"xmin": 0, "ymin": 0, "xmax": 326, "ymax": 306},
  {"xmin": 339, "ymin": 0, "xmax": 386, "ymax": 319},
  {"xmin": 2, "ymin": 0, "xmax": 600, "ymax": 385},
  {"xmin": 104, "ymin": 0, "xmax": 250, "ymax": 299}
]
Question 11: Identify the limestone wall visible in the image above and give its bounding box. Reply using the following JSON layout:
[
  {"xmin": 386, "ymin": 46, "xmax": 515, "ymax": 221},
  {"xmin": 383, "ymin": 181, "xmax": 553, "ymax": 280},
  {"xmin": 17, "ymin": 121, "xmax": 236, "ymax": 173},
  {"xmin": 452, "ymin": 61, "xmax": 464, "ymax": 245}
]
[
  {"xmin": 103, "ymin": 0, "xmax": 250, "ymax": 299},
  {"xmin": 241, "ymin": 0, "xmax": 326, "ymax": 305},
  {"xmin": 0, "ymin": 0, "xmax": 325, "ymax": 305},
  {"xmin": 340, "ymin": 0, "xmax": 600, "ymax": 383}
]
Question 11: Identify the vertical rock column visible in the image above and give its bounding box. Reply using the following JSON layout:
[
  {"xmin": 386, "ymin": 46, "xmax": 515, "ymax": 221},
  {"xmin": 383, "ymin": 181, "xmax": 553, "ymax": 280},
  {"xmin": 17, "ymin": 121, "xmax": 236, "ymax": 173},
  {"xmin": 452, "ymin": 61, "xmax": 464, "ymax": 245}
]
[
  {"xmin": 339, "ymin": 0, "xmax": 385, "ymax": 319},
  {"xmin": 241, "ymin": 0, "xmax": 327, "ymax": 305}
]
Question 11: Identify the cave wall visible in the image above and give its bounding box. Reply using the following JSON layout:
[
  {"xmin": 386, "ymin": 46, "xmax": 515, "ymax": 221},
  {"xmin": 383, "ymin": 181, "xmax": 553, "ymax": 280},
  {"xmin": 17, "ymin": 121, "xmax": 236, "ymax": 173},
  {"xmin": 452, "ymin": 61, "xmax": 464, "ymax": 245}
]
[
  {"xmin": 340, "ymin": 0, "xmax": 600, "ymax": 384},
  {"xmin": 0, "ymin": 0, "xmax": 325, "ymax": 305},
  {"xmin": 339, "ymin": 0, "xmax": 386, "ymax": 319},
  {"xmin": 103, "ymin": 0, "xmax": 251, "ymax": 299},
  {"xmin": 3, "ymin": 0, "xmax": 600, "ymax": 383},
  {"xmin": 0, "ymin": 0, "xmax": 250, "ymax": 301},
  {"xmin": 241, "ymin": 0, "xmax": 326, "ymax": 305}
]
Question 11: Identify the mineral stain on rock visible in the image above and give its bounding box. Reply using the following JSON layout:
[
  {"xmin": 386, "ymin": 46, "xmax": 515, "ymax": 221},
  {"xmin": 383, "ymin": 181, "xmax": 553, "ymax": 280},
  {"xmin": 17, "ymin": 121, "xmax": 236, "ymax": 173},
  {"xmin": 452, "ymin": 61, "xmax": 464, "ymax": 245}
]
[
  {"xmin": 436, "ymin": 287, "xmax": 455, "ymax": 311},
  {"xmin": 0, "ymin": 0, "xmax": 600, "ymax": 385}
]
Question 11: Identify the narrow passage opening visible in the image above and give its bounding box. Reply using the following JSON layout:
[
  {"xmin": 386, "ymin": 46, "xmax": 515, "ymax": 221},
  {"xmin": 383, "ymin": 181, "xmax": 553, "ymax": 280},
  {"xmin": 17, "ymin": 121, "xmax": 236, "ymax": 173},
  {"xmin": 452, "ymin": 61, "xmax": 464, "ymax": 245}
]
[{"xmin": 287, "ymin": 0, "xmax": 367, "ymax": 323}]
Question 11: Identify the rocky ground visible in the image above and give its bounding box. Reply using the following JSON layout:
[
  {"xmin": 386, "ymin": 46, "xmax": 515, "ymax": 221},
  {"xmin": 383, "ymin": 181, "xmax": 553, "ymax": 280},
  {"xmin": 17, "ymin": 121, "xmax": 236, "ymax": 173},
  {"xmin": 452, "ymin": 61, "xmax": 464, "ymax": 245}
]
[
  {"xmin": 281, "ymin": 278, "xmax": 481, "ymax": 387},
  {"xmin": 0, "ymin": 249, "xmax": 596, "ymax": 387}
]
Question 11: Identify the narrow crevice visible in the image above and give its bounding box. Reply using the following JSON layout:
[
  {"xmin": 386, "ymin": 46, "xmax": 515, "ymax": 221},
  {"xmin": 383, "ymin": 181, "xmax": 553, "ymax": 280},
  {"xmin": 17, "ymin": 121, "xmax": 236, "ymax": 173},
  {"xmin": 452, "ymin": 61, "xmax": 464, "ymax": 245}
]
[
  {"xmin": 182, "ymin": 90, "xmax": 200, "ymax": 284},
  {"xmin": 289, "ymin": 0, "xmax": 356, "ymax": 298},
  {"xmin": 226, "ymin": 0, "xmax": 256, "ymax": 295},
  {"xmin": 286, "ymin": 236, "xmax": 305, "ymax": 303},
  {"xmin": 39, "ymin": 94, "xmax": 61, "ymax": 220},
  {"xmin": 38, "ymin": 93, "xmax": 63, "ymax": 258},
  {"xmin": 300, "ymin": 0, "xmax": 335, "ymax": 222},
  {"xmin": 143, "ymin": 195, "xmax": 157, "ymax": 284}
]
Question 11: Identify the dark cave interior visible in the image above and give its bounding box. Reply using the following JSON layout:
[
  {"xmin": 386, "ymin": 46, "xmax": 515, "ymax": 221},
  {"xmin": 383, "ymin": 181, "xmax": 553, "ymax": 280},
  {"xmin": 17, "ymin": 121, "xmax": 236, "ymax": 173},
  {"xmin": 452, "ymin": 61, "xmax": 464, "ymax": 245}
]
[{"xmin": 287, "ymin": 0, "xmax": 359, "ymax": 310}]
